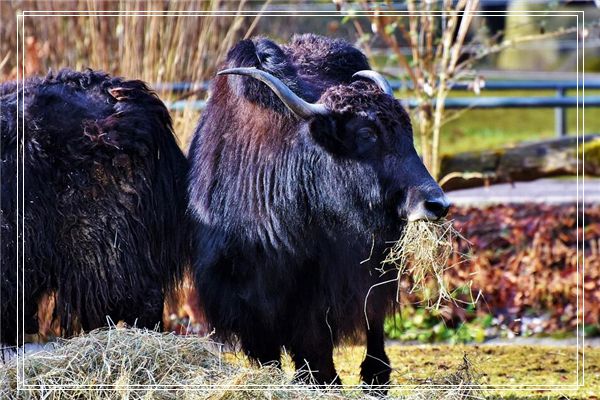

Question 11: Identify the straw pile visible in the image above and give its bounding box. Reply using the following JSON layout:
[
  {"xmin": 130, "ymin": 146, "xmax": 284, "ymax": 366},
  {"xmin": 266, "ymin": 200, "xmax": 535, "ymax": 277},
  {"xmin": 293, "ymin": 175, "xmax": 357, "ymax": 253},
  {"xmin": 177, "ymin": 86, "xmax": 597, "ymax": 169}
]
[
  {"xmin": 0, "ymin": 328, "xmax": 483, "ymax": 400},
  {"xmin": 382, "ymin": 220, "xmax": 467, "ymax": 308},
  {"xmin": 0, "ymin": 327, "xmax": 349, "ymax": 400}
]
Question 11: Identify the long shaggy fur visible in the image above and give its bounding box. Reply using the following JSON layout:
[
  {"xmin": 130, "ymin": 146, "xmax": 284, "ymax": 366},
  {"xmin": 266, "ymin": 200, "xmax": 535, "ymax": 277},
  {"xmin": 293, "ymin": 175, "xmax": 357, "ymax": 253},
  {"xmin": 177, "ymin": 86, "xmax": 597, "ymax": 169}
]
[
  {"xmin": 0, "ymin": 69, "xmax": 190, "ymax": 345},
  {"xmin": 188, "ymin": 34, "xmax": 441, "ymax": 391}
]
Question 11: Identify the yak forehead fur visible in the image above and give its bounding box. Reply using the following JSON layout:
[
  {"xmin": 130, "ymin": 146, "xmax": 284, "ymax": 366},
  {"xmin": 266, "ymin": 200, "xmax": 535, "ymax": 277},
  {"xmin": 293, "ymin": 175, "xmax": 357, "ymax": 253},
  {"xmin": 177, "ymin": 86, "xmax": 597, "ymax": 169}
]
[{"xmin": 320, "ymin": 81, "xmax": 412, "ymax": 132}]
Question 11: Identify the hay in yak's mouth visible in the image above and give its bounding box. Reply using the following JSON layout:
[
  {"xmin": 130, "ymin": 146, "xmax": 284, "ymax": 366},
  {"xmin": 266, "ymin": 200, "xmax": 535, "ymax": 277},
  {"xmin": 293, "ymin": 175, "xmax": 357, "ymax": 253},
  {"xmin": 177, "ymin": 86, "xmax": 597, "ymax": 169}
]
[{"xmin": 382, "ymin": 219, "xmax": 468, "ymax": 309}]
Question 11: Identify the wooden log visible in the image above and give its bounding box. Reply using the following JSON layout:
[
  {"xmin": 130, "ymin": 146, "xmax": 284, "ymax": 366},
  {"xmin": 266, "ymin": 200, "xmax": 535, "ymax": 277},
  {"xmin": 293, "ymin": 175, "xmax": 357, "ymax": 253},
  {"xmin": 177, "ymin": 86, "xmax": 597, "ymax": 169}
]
[{"xmin": 440, "ymin": 135, "xmax": 600, "ymax": 191}]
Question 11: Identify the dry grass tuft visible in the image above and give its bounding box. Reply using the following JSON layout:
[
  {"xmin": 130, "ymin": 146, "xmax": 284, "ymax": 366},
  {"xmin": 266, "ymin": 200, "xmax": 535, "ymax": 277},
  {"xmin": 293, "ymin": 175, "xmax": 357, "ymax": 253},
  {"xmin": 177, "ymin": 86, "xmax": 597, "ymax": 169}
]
[
  {"xmin": 409, "ymin": 354, "xmax": 485, "ymax": 400},
  {"xmin": 382, "ymin": 220, "xmax": 468, "ymax": 309}
]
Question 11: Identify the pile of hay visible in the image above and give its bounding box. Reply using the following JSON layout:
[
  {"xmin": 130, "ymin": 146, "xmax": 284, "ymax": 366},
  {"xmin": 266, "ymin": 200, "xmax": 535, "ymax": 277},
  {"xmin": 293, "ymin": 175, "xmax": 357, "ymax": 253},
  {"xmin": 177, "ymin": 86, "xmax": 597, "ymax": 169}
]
[
  {"xmin": 0, "ymin": 328, "xmax": 484, "ymax": 400},
  {"xmin": 382, "ymin": 220, "xmax": 467, "ymax": 308},
  {"xmin": 0, "ymin": 328, "xmax": 349, "ymax": 400}
]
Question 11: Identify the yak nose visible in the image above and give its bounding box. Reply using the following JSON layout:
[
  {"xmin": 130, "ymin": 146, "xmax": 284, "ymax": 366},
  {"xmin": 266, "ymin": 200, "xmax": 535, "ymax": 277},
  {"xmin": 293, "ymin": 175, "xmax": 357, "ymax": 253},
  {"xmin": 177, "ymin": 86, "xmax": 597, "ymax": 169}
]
[
  {"xmin": 407, "ymin": 195, "xmax": 451, "ymax": 222},
  {"xmin": 424, "ymin": 197, "xmax": 451, "ymax": 219}
]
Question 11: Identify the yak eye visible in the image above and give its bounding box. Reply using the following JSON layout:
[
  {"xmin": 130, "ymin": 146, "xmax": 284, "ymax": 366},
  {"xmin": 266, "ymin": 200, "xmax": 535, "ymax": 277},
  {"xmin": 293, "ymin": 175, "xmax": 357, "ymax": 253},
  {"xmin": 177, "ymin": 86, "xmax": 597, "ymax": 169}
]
[{"xmin": 357, "ymin": 127, "xmax": 377, "ymax": 142}]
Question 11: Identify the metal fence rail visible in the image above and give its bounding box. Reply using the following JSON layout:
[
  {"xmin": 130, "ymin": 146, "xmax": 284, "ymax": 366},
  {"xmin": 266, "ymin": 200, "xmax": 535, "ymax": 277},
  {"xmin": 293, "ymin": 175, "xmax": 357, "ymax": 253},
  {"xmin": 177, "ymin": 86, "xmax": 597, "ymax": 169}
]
[
  {"xmin": 424, "ymin": 96, "xmax": 600, "ymax": 108},
  {"xmin": 156, "ymin": 79, "xmax": 600, "ymax": 93},
  {"xmin": 161, "ymin": 79, "xmax": 600, "ymax": 137}
]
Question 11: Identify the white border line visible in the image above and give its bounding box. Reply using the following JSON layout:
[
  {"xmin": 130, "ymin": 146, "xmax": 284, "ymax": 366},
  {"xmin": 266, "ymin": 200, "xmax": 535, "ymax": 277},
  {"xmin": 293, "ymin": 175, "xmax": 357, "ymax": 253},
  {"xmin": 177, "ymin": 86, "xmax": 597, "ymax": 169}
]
[
  {"xmin": 12, "ymin": 8, "xmax": 587, "ymax": 394},
  {"xmin": 576, "ymin": 8, "xmax": 579, "ymax": 387},
  {"xmin": 576, "ymin": 7, "xmax": 589, "ymax": 386}
]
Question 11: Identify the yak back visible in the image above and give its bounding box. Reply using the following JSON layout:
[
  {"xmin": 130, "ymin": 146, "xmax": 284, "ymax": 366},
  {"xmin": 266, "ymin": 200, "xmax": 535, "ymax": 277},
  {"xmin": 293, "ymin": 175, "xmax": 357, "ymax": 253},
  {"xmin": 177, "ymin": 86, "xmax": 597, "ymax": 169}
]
[{"xmin": 0, "ymin": 69, "xmax": 191, "ymax": 339}]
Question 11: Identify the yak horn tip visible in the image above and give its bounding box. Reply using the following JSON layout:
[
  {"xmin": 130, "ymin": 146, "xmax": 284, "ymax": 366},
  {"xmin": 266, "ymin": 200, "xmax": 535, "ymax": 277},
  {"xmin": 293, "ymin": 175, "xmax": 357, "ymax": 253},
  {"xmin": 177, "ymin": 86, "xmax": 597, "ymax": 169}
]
[
  {"xmin": 353, "ymin": 70, "xmax": 394, "ymax": 96},
  {"xmin": 215, "ymin": 66, "xmax": 327, "ymax": 119},
  {"xmin": 217, "ymin": 67, "xmax": 257, "ymax": 76}
]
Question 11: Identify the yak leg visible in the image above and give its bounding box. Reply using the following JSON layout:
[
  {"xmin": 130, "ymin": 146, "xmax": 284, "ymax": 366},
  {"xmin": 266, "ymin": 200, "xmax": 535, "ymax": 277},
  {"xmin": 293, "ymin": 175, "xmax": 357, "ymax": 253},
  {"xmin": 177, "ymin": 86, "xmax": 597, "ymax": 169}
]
[
  {"xmin": 241, "ymin": 330, "xmax": 281, "ymax": 367},
  {"xmin": 360, "ymin": 315, "xmax": 391, "ymax": 396},
  {"xmin": 124, "ymin": 290, "xmax": 164, "ymax": 331},
  {"xmin": 24, "ymin": 294, "xmax": 40, "ymax": 336},
  {"xmin": 290, "ymin": 328, "xmax": 342, "ymax": 387},
  {"xmin": 97, "ymin": 288, "xmax": 164, "ymax": 332},
  {"xmin": 0, "ymin": 291, "xmax": 17, "ymax": 347}
]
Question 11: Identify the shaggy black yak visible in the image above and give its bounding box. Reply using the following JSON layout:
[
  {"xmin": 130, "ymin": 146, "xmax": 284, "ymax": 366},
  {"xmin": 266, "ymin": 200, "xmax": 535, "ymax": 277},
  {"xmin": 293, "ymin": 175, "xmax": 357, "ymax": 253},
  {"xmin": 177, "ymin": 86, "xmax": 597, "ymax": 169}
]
[
  {"xmin": 0, "ymin": 69, "xmax": 190, "ymax": 350},
  {"xmin": 188, "ymin": 34, "xmax": 449, "ymax": 393}
]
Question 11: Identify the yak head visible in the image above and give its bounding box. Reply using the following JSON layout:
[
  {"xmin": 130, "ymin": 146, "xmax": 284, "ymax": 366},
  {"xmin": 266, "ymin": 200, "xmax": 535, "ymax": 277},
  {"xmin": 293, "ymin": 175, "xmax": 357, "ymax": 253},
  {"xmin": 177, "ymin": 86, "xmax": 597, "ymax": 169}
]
[{"xmin": 218, "ymin": 67, "xmax": 450, "ymax": 224}]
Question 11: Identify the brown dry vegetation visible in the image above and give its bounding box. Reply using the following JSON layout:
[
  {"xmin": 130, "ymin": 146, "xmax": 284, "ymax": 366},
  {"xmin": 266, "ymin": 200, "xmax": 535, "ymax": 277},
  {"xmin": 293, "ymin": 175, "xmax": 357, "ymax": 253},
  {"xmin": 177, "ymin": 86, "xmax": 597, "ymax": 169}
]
[
  {"xmin": 0, "ymin": 1, "xmax": 258, "ymax": 81},
  {"xmin": 441, "ymin": 203, "xmax": 599, "ymax": 334},
  {"xmin": 372, "ymin": 204, "xmax": 599, "ymax": 340},
  {"xmin": 0, "ymin": 0, "xmax": 266, "ymax": 149}
]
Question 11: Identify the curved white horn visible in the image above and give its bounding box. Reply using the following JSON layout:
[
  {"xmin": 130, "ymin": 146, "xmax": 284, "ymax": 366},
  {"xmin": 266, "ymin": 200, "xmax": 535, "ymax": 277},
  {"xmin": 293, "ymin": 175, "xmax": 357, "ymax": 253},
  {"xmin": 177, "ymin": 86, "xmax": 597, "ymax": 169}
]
[
  {"xmin": 353, "ymin": 70, "xmax": 394, "ymax": 96},
  {"xmin": 218, "ymin": 67, "xmax": 328, "ymax": 119}
]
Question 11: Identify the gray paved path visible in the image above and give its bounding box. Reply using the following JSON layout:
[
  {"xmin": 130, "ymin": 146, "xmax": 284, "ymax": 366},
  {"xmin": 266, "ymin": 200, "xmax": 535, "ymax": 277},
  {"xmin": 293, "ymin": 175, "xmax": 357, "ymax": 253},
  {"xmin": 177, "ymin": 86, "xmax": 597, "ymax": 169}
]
[
  {"xmin": 447, "ymin": 178, "xmax": 600, "ymax": 205},
  {"xmin": 387, "ymin": 337, "xmax": 600, "ymax": 347}
]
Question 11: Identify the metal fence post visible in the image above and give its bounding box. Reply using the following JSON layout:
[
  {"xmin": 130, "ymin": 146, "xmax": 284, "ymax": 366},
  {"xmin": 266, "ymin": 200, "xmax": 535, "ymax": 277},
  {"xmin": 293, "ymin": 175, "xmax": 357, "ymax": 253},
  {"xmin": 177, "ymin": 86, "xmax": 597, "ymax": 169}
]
[{"xmin": 555, "ymin": 87, "xmax": 567, "ymax": 137}]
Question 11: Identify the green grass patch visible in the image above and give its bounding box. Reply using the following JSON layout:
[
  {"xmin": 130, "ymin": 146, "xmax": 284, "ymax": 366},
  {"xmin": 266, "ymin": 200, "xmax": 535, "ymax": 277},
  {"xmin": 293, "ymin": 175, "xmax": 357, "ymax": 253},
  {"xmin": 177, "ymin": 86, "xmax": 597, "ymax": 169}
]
[
  {"xmin": 405, "ymin": 89, "xmax": 600, "ymax": 156},
  {"xmin": 332, "ymin": 343, "xmax": 598, "ymax": 399},
  {"xmin": 384, "ymin": 307, "xmax": 492, "ymax": 344}
]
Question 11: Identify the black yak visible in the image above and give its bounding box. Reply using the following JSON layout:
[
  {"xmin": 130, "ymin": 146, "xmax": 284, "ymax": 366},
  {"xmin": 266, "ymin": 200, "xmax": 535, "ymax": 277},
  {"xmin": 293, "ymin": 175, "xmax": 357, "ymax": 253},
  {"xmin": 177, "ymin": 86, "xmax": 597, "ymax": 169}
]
[
  {"xmin": 0, "ymin": 69, "xmax": 190, "ymax": 349},
  {"xmin": 188, "ymin": 34, "xmax": 449, "ymax": 392}
]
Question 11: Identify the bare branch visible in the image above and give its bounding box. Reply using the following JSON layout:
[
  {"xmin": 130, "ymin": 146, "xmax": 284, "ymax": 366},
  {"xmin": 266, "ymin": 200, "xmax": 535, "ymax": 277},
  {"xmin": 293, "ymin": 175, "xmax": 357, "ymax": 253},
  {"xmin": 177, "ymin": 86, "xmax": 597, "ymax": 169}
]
[{"xmin": 455, "ymin": 24, "xmax": 586, "ymax": 74}]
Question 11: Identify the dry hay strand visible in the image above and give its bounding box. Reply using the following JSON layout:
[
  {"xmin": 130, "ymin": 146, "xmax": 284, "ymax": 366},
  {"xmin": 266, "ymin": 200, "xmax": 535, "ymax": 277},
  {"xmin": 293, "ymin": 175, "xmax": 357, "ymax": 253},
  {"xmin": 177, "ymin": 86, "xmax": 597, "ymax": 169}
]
[
  {"xmin": 407, "ymin": 354, "xmax": 486, "ymax": 400},
  {"xmin": 0, "ymin": 327, "xmax": 352, "ymax": 400},
  {"xmin": 382, "ymin": 220, "xmax": 469, "ymax": 309}
]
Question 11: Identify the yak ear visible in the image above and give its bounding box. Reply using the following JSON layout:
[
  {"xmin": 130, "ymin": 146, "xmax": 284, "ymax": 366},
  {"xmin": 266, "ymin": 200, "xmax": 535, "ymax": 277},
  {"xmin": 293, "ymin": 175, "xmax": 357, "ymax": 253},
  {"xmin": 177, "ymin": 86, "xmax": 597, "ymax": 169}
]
[{"xmin": 308, "ymin": 115, "xmax": 348, "ymax": 155}]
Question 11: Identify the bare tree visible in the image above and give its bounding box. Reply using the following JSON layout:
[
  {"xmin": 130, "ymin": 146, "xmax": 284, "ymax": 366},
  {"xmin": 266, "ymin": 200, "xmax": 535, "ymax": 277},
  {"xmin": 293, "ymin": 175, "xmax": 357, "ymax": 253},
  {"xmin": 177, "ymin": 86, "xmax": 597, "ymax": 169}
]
[{"xmin": 346, "ymin": 0, "xmax": 582, "ymax": 181}]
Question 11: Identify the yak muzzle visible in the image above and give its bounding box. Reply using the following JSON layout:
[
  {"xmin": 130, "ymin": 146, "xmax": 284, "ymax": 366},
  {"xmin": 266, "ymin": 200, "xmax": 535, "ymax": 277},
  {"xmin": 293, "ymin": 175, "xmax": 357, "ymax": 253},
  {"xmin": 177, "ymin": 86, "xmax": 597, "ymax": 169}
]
[
  {"xmin": 408, "ymin": 196, "xmax": 451, "ymax": 221},
  {"xmin": 400, "ymin": 187, "xmax": 451, "ymax": 222}
]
